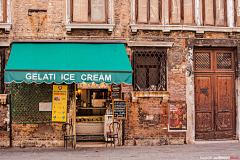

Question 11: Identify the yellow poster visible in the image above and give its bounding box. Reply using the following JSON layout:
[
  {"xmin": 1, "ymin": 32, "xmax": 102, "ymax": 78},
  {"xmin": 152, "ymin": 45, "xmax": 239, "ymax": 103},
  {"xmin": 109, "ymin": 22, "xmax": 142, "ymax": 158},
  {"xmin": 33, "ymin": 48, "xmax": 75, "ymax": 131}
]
[{"xmin": 52, "ymin": 85, "xmax": 68, "ymax": 122}]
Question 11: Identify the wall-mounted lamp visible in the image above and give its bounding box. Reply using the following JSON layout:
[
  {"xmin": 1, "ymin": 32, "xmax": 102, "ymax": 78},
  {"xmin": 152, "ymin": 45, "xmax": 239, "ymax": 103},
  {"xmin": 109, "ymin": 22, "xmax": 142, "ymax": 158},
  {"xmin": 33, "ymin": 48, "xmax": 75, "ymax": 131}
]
[{"xmin": 0, "ymin": 94, "xmax": 7, "ymax": 104}]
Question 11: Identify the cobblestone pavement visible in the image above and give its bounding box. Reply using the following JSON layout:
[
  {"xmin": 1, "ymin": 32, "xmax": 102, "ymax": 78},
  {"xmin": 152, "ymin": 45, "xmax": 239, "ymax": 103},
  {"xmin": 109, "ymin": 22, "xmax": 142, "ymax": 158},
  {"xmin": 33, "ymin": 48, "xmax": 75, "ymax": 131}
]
[{"xmin": 1, "ymin": 142, "xmax": 240, "ymax": 160}]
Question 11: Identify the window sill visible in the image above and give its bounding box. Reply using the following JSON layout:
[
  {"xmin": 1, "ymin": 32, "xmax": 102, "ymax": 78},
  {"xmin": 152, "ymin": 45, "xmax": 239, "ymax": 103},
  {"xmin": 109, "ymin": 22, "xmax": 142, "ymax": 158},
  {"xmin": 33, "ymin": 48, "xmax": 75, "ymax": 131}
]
[
  {"xmin": 131, "ymin": 91, "xmax": 169, "ymax": 102},
  {"xmin": 0, "ymin": 23, "xmax": 11, "ymax": 34},
  {"xmin": 65, "ymin": 24, "xmax": 115, "ymax": 33},
  {"xmin": 130, "ymin": 24, "xmax": 240, "ymax": 33},
  {"xmin": 128, "ymin": 41, "xmax": 174, "ymax": 47}
]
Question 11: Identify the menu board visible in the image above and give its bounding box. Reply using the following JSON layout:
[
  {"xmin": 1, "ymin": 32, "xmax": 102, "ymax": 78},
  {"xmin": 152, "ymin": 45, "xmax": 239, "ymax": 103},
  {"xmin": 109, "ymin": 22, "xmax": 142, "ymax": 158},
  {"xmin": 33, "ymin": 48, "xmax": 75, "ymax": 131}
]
[
  {"xmin": 112, "ymin": 84, "xmax": 121, "ymax": 99},
  {"xmin": 52, "ymin": 85, "xmax": 68, "ymax": 122},
  {"xmin": 113, "ymin": 100, "xmax": 126, "ymax": 119}
]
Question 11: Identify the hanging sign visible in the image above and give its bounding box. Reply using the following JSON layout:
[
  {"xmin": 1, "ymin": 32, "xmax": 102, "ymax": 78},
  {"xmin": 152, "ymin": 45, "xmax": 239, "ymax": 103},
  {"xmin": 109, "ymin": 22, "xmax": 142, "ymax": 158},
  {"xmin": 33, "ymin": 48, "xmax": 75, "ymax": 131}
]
[
  {"xmin": 52, "ymin": 85, "xmax": 68, "ymax": 122},
  {"xmin": 112, "ymin": 83, "xmax": 121, "ymax": 99},
  {"xmin": 113, "ymin": 100, "xmax": 126, "ymax": 120}
]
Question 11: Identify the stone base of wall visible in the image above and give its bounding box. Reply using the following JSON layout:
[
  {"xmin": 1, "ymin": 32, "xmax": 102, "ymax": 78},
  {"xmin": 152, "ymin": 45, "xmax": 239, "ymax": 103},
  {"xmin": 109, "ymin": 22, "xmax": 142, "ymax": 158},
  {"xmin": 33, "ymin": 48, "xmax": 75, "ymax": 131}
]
[
  {"xmin": 12, "ymin": 140, "xmax": 64, "ymax": 148},
  {"xmin": 125, "ymin": 138, "xmax": 184, "ymax": 146},
  {"xmin": 11, "ymin": 123, "xmax": 64, "ymax": 147},
  {"xmin": 0, "ymin": 131, "xmax": 10, "ymax": 147}
]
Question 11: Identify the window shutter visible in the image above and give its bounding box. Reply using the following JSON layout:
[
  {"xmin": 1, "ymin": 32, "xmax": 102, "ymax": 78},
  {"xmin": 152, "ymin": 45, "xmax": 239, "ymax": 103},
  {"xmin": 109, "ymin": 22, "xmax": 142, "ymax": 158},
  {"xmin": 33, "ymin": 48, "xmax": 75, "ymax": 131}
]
[
  {"xmin": 150, "ymin": 0, "xmax": 159, "ymax": 23},
  {"xmin": 171, "ymin": 0, "xmax": 181, "ymax": 24},
  {"xmin": 138, "ymin": 0, "xmax": 148, "ymax": 23},
  {"xmin": 204, "ymin": 0, "xmax": 214, "ymax": 25},
  {"xmin": 184, "ymin": 0, "xmax": 193, "ymax": 24},
  {"xmin": 91, "ymin": 0, "xmax": 105, "ymax": 22},
  {"xmin": 216, "ymin": 0, "xmax": 225, "ymax": 26},
  {"xmin": 237, "ymin": 0, "xmax": 240, "ymax": 26},
  {"xmin": 0, "ymin": 0, "xmax": 3, "ymax": 22},
  {"xmin": 73, "ymin": 0, "xmax": 88, "ymax": 22}
]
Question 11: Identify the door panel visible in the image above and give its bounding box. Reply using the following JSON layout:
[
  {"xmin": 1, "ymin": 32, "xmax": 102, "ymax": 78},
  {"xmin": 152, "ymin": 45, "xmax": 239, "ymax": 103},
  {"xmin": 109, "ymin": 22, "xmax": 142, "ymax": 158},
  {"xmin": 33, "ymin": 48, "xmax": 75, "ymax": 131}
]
[
  {"xmin": 215, "ymin": 74, "xmax": 235, "ymax": 134},
  {"xmin": 195, "ymin": 74, "xmax": 214, "ymax": 133}
]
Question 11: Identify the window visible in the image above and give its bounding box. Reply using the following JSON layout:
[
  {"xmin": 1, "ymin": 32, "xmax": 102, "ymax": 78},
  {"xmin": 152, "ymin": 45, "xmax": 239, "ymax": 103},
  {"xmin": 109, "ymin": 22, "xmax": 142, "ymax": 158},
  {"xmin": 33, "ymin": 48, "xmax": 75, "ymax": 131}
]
[
  {"xmin": 133, "ymin": 50, "xmax": 167, "ymax": 91},
  {"xmin": 202, "ymin": 0, "xmax": 227, "ymax": 26},
  {"xmin": 235, "ymin": 0, "xmax": 240, "ymax": 27},
  {"xmin": 169, "ymin": 0, "xmax": 195, "ymax": 25},
  {"xmin": 0, "ymin": 0, "xmax": 6, "ymax": 23},
  {"xmin": 72, "ymin": 0, "xmax": 107, "ymax": 23},
  {"xmin": 136, "ymin": 0, "xmax": 161, "ymax": 24}
]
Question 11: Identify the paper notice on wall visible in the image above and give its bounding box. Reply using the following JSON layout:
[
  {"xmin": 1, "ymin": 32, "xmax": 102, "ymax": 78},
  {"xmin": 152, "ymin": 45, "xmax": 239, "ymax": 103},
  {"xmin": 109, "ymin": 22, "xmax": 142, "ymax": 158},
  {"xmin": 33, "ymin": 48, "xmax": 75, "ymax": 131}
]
[
  {"xmin": 52, "ymin": 85, "xmax": 68, "ymax": 122},
  {"xmin": 169, "ymin": 103, "xmax": 187, "ymax": 130}
]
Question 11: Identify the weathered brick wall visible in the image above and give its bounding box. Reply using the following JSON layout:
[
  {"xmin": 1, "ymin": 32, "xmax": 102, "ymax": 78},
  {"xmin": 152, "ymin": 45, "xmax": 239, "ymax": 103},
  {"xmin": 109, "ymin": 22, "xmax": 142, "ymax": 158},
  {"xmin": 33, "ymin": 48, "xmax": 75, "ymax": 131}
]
[
  {"xmin": 11, "ymin": 123, "xmax": 64, "ymax": 147},
  {"xmin": 0, "ymin": 131, "xmax": 10, "ymax": 147},
  {"xmin": 10, "ymin": 0, "xmax": 65, "ymax": 38},
  {"xmin": 0, "ymin": 104, "xmax": 10, "ymax": 147},
  {"xmin": 3, "ymin": 0, "xmax": 239, "ymax": 147},
  {"xmin": 124, "ymin": 99, "xmax": 185, "ymax": 146},
  {"xmin": 0, "ymin": 104, "xmax": 8, "ymax": 131}
]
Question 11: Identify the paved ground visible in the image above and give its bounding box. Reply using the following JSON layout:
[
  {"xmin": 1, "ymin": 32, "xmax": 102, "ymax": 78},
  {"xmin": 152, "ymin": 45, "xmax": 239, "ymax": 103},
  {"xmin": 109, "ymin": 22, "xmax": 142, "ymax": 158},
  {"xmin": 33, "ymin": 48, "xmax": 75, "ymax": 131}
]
[{"xmin": 1, "ymin": 142, "xmax": 240, "ymax": 160}]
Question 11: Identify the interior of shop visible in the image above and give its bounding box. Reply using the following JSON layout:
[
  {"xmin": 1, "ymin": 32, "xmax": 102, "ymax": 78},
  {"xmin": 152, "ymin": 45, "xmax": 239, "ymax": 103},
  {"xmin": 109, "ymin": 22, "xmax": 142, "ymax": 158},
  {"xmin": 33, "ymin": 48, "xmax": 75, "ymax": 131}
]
[{"xmin": 75, "ymin": 84, "xmax": 113, "ymax": 143}]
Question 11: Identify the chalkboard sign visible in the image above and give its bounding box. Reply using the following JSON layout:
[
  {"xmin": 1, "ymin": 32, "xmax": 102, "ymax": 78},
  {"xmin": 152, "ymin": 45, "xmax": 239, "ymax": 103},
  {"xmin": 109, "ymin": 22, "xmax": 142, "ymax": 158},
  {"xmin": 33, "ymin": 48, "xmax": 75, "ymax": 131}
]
[
  {"xmin": 113, "ymin": 100, "xmax": 126, "ymax": 119},
  {"xmin": 112, "ymin": 84, "xmax": 121, "ymax": 99}
]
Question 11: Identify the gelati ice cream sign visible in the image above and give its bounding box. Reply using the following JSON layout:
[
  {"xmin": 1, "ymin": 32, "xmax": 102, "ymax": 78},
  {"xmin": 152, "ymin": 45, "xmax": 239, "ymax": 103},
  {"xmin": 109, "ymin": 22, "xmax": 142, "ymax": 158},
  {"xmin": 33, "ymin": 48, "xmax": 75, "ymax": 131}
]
[{"xmin": 25, "ymin": 72, "xmax": 112, "ymax": 82}]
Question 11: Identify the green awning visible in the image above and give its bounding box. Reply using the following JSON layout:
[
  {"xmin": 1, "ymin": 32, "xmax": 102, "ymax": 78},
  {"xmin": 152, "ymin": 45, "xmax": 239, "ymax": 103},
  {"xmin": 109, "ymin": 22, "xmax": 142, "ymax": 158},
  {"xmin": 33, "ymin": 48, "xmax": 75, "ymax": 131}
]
[{"xmin": 5, "ymin": 43, "xmax": 133, "ymax": 84}]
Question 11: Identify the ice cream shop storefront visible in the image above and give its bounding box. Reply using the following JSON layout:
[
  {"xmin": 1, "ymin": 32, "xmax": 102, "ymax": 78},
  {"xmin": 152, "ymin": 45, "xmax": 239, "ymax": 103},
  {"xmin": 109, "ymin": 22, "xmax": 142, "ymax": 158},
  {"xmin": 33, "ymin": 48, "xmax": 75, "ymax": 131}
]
[{"xmin": 5, "ymin": 41, "xmax": 132, "ymax": 147}]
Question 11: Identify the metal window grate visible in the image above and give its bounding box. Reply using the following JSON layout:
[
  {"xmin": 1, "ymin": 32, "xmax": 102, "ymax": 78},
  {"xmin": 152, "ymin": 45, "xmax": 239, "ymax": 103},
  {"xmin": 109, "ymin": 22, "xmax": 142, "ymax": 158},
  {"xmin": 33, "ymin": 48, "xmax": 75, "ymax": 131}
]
[
  {"xmin": 195, "ymin": 52, "xmax": 211, "ymax": 69},
  {"xmin": 133, "ymin": 50, "xmax": 167, "ymax": 91},
  {"xmin": 11, "ymin": 82, "xmax": 53, "ymax": 124},
  {"xmin": 217, "ymin": 53, "xmax": 232, "ymax": 69}
]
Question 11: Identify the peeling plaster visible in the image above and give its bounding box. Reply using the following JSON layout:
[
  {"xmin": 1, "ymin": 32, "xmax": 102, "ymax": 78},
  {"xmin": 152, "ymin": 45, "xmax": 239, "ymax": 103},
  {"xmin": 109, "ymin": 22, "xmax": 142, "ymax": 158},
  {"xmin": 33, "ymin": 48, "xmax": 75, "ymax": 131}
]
[{"xmin": 186, "ymin": 47, "xmax": 195, "ymax": 144}]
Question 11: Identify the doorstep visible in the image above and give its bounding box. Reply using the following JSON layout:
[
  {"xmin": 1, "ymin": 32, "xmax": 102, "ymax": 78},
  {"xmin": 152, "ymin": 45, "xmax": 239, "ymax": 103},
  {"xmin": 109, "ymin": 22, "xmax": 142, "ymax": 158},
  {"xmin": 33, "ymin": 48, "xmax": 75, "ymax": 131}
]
[
  {"xmin": 194, "ymin": 140, "xmax": 240, "ymax": 144},
  {"xmin": 75, "ymin": 142, "xmax": 115, "ymax": 148}
]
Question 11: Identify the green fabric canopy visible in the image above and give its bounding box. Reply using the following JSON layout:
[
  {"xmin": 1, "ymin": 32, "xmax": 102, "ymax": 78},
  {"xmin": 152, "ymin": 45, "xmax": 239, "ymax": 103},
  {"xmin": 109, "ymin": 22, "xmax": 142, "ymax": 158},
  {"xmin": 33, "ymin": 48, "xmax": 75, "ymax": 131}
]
[{"xmin": 5, "ymin": 43, "xmax": 133, "ymax": 84}]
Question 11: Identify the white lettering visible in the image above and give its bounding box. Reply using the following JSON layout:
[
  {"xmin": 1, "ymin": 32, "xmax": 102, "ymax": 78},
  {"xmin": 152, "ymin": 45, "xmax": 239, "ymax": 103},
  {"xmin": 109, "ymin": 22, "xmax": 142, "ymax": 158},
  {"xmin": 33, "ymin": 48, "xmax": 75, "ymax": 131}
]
[
  {"xmin": 38, "ymin": 74, "xmax": 42, "ymax": 80},
  {"xmin": 93, "ymin": 74, "xmax": 98, "ymax": 81},
  {"xmin": 99, "ymin": 75, "xmax": 104, "ymax": 81},
  {"xmin": 43, "ymin": 74, "xmax": 49, "ymax": 80},
  {"xmin": 70, "ymin": 74, "xmax": 75, "ymax": 81},
  {"xmin": 64, "ymin": 74, "xmax": 69, "ymax": 80},
  {"xmin": 54, "ymin": 74, "xmax": 56, "ymax": 80},
  {"xmin": 26, "ymin": 73, "xmax": 31, "ymax": 80},
  {"xmin": 49, "ymin": 74, "xmax": 53, "ymax": 80},
  {"xmin": 87, "ymin": 74, "xmax": 92, "ymax": 81},
  {"xmin": 32, "ymin": 73, "xmax": 37, "ymax": 80},
  {"xmin": 81, "ymin": 74, "xmax": 86, "ymax": 81},
  {"xmin": 105, "ymin": 75, "xmax": 111, "ymax": 81}
]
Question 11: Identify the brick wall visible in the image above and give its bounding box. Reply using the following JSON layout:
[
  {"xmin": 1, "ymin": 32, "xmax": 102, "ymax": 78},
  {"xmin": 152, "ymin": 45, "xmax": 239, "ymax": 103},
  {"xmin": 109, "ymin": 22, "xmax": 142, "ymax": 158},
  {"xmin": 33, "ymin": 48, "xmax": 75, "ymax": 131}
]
[
  {"xmin": 0, "ymin": 104, "xmax": 10, "ymax": 147},
  {"xmin": 124, "ymin": 99, "xmax": 185, "ymax": 146},
  {"xmin": 2, "ymin": 0, "xmax": 239, "ymax": 147},
  {"xmin": 11, "ymin": 0, "xmax": 65, "ymax": 37},
  {"xmin": 11, "ymin": 123, "xmax": 64, "ymax": 147}
]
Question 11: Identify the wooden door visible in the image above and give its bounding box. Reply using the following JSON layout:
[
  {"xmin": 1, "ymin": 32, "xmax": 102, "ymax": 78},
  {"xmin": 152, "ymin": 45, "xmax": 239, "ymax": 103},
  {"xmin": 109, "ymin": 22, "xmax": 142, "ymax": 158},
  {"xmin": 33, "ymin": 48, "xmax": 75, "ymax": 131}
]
[{"xmin": 194, "ymin": 49, "xmax": 236, "ymax": 140}]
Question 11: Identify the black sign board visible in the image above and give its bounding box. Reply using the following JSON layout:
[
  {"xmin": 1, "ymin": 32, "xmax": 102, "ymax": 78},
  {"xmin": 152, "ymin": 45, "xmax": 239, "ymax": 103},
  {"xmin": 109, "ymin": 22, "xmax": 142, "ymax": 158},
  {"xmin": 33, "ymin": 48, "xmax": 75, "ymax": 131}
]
[
  {"xmin": 113, "ymin": 100, "xmax": 126, "ymax": 119},
  {"xmin": 112, "ymin": 84, "xmax": 121, "ymax": 99}
]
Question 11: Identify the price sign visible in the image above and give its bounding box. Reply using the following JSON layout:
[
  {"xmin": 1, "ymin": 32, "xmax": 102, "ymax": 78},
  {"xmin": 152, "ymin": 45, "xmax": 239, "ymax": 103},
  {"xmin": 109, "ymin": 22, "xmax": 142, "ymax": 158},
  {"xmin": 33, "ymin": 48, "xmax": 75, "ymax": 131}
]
[{"xmin": 113, "ymin": 100, "xmax": 126, "ymax": 120}]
